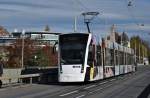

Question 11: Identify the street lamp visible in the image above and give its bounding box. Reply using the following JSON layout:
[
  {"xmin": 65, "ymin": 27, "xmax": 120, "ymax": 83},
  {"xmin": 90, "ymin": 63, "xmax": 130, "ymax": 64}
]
[
  {"xmin": 82, "ymin": 12, "xmax": 99, "ymax": 33},
  {"xmin": 21, "ymin": 30, "xmax": 25, "ymax": 69}
]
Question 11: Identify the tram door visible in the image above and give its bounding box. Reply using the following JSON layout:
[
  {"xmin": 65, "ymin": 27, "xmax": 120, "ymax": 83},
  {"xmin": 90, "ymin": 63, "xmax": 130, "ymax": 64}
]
[{"xmin": 87, "ymin": 42, "xmax": 98, "ymax": 80}]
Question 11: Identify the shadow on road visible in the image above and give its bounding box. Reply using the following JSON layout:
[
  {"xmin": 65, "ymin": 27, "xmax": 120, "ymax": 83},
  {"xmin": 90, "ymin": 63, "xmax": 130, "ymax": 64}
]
[{"xmin": 138, "ymin": 84, "xmax": 150, "ymax": 98}]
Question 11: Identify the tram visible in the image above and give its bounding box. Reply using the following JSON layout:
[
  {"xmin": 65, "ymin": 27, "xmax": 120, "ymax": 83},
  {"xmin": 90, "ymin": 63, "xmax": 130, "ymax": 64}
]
[{"xmin": 58, "ymin": 33, "xmax": 135, "ymax": 82}]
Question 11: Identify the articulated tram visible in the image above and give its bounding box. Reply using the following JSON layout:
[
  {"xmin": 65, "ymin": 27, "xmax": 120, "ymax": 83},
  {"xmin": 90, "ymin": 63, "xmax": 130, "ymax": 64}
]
[{"xmin": 58, "ymin": 33, "xmax": 135, "ymax": 82}]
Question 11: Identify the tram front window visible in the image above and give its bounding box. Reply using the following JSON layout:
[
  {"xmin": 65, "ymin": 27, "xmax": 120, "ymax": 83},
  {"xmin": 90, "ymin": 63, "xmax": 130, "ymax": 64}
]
[{"xmin": 60, "ymin": 43, "xmax": 86, "ymax": 65}]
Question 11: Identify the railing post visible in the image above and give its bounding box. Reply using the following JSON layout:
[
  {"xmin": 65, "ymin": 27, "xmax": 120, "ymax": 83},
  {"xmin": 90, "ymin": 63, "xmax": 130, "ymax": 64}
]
[
  {"xmin": 19, "ymin": 78, "xmax": 23, "ymax": 87},
  {"xmin": 9, "ymin": 78, "xmax": 12, "ymax": 87},
  {"xmin": 30, "ymin": 77, "xmax": 32, "ymax": 84}
]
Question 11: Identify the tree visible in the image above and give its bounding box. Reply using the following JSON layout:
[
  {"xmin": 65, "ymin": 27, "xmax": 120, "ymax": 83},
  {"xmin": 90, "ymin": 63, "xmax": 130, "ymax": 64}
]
[
  {"xmin": 6, "ymin": 38, "xmax": 35, "ymax": 68},
  {"xmin": 0, "ymin": 26, "xmax": 9, "ymax": 36},
  {"xmin": 44, "ymin": 25, "xmax": 50, "ymax": 31},
  {"xmin": 130, "ymin": 36, "xmax": 150, "ymax": 63}
]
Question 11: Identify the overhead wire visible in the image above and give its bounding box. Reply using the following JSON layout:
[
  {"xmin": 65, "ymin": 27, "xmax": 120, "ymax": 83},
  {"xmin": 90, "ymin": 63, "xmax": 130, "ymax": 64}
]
[
  {"xmin": 72, "ymin": 0, "xmax": 109, "ymax": 39},
  {"xmin": 75, "ymin": 0, "xmax": 90, "ymax": 11},
  {"xmin": 124, "ymin": 0, "xmax": 146, "ymax": 36}
]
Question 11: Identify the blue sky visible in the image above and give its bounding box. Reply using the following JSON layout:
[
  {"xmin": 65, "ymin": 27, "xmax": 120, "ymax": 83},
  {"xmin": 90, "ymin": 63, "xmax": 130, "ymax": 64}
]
[{"xmin": 0, "ymin": 0, "xmax": 150, "ymax": 41}]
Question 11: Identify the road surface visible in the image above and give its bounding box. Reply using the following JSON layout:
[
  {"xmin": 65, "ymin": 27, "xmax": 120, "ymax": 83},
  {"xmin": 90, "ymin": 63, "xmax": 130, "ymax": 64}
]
[{"xmin": 0, "ymin": 65, "xmax": 150, "ymax": 98}]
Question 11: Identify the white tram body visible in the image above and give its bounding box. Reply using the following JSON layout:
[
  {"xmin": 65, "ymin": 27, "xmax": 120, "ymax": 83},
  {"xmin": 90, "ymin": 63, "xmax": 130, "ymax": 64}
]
[{"xmin": 58, "ymin": 33, "xmax": 135, "ymax": 82}]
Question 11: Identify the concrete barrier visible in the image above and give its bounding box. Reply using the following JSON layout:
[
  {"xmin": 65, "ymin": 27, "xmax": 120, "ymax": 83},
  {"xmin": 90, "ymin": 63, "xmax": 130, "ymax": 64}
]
[
  {"xmin": 0, "ymin": 67, "xmax": 58, "ymax": 86},
  {"xmin": 2, "ymin": 68, "xmax": 22, "ymax": 84},
  {"xmin": 0, "ymin": 73, "xmax": 41, "ymax": 87}
]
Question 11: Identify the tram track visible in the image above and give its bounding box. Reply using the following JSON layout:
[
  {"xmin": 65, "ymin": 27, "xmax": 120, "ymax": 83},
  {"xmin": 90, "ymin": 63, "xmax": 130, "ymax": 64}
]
[
  {"xmin": 0, "ymin": 65, "xmax": 149, "ymax": 98},
  {"xmin": 43, "ymin": 66, "xmax": 149, "ymax": 98},
  {"xmin": 72, "ymin": 66, "xmax": 150, "ymax": 98},
  {"xmin": 41, "ymin": 72, "xmax": 135, "ymax": 98}
]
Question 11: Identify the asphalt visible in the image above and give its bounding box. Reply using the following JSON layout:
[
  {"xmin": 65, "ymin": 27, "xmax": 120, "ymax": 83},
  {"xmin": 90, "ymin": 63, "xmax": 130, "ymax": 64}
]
[
  {"xmin": 86, "ymin": 65, "xmax": 150, "ymax": 98},
  {"xmin": 0, "ymin": 65, "xmax": 150, "ymax": 98}
]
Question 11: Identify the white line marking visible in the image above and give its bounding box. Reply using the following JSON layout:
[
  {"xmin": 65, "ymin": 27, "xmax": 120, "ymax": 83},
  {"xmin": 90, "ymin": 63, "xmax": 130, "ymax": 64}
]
[
  {"xmin": 109, "ymin": 79, "xmax": 116, "ymax": 81},
  {"xmin": 13, "ymin": 86, "xmax": 20, "ymax": 89},
  {"xmin": 59, "ymin": 90, "xmax": 78, "ymax": 96},
  {"xmin": 0, "ymin": 88, "xmax": 7, "ymax": 91},
  {"xmin": 99, "ymin": 81, "xmax": 108, "ymax": 85},
  {"xmin": 84, "ymin": 85, "xmax": 96, "ymax": 89},
  {"xmin": 89, "ymin": 87, "xmax": 103, "ymax": 94},
  {"xmin": 89, "ymin": 84, "xmax": 113, "ymax": 94},
  {"xmin": 76, "ymin": 94, "xmax": 85, "ymax": 98}
]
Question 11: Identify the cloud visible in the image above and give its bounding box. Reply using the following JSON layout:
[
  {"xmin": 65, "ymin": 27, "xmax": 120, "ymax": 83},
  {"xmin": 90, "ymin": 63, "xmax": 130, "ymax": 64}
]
[
  {"xmin": 0, "ymin": 8, "xmax": 19, "ymax": 12},
  {"xmin": 100, "ymin": 13, "xmax": 128, "ymax": 20},
  {"xmin": 0, "ymin": 1, "xmax": 54, "ymax": 9},
  {"xmin": 0, "ymin": 0, "xmax": 149, "ymax": 43}
]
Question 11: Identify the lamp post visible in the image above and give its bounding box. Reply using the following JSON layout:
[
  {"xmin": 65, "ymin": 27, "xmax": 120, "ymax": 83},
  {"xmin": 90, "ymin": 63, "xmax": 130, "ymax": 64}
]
[
  {"xmin": 21, "ymin": 30, "xmax": 25, "ymax": 69},
  {"xmin": 74, "ymin": 16, "xmax": 77, "ymax": 33},
  {"xmin": 82, "ymin": 12, "xmax": 99, "ymax": 33},
  {"xmin": 134, "ymin": 39, "xmax": 137, "ymax": 64}
]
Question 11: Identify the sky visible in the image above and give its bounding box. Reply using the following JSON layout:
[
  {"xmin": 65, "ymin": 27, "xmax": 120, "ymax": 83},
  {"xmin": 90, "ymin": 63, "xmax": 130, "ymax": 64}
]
[{"xmin": 0, "ymin": 0, "xmax": 150, "ymax": 42}]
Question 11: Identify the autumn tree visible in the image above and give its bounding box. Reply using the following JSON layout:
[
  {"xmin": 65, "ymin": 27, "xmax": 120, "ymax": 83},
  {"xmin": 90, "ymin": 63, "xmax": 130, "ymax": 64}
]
[
  {"xmin": 6, "ymin": 38, "xmax": 35, "ymax": 68},
  {"xmin": 6, "ymin": 33, "xmax": 58, "ymax": 68},
  {"xmin": 130, "ymin": 36, "xmax": 150, "ymax": 63},
  {"xmin": 0, "ymin": 26, "xmax": 9, "ymax": 36}
]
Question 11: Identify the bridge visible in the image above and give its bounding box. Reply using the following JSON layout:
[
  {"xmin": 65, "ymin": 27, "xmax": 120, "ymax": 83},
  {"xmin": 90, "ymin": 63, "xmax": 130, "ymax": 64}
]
[{"xmin": 0, "ymin": 65, "xmax": 149, "ymax": 98}]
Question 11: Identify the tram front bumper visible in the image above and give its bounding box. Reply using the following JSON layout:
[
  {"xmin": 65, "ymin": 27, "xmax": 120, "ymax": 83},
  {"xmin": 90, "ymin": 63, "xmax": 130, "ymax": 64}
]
[{"xmin": 59, "ymin": 74, "xmax": 85, "ymax": 82}]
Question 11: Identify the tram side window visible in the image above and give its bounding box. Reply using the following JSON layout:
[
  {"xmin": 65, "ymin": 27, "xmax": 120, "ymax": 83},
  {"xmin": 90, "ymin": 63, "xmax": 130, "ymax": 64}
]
[
  {"xmin": 97, "ymin": 45, "xmax": 101, "ymax": 66},
  {"xmin": 87, "ymin": 45, "xmax": 94, "ymax": 66},
  {"xmin": 128, "ymin": 54, "xmax": 133, "ymax": 65},
  {"xmin": 131, "ymin": 54, "xmax": 133, "ymax": 64},
  {"xmin": 118, "ymin": 51, "xmax": 121, "ymax": 65},
  {"xmin": 119, "ymin": 51, "xmax": 124, "ymax": 65},
  {"xmin": 105, "ymin": 48, "xmax": 111, "ymax": 66},
  {"xmin": 126, "ymin": 53, "xmax": 129, "ymax": 65},
  {"xmin": 132, "ymin": 55, "xmax": 135, "ymax": 64},
  {"xmin": 128, "ymin": 54, "xmax": 131, "ymax": 65},
  {"xmin": 118, "ymin": 51, "xmax": 120, "ymax": 65},
  {"xmin": 110, "ymin": 49, "xmax": 114, "ymax": 66},
  {"xmin": 115, "ymin": 50, "xmax": 118, "ymax": 65},
  {"xmin": 129, "ymin": 54, "xmax": 131, "ymax": 65}
]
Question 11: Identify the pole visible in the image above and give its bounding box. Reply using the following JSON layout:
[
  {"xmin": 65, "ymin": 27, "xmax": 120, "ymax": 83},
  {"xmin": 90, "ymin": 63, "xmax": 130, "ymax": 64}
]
[
  {"xmin": 85, "ymin": 22, "xmax": 91, "ymax": 33},
  {"xmin": 113, "ymin": 43, "xmax": 116, "ymax": 75},
  {"xmin": 121, "ymin": 34, "xmax": 122, "ymax": 45},
  {"xmin": 82, "ymin": 12, "xmax": 99, "ymax": 34},
  {"xmin": 142, "ymin": 45, "xmax": 144, "ymax": 64},
  {"xmin": 101, "ymin": 45, "xmax": 104, "ymax": 78},
  {"xmin": 134, "ymin": 40, "xmax": 136, "ymax": 63},
  {"xmin": 21, "ymin": 30, "xmax": 25, "ymax": 68},
  {"xmin": 139, "ymin": 43, "xmax": 140, "ymax": 64},
  {"xmin": 74, "ymin": 16, "xmax": 77, "ymax": 32}
]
